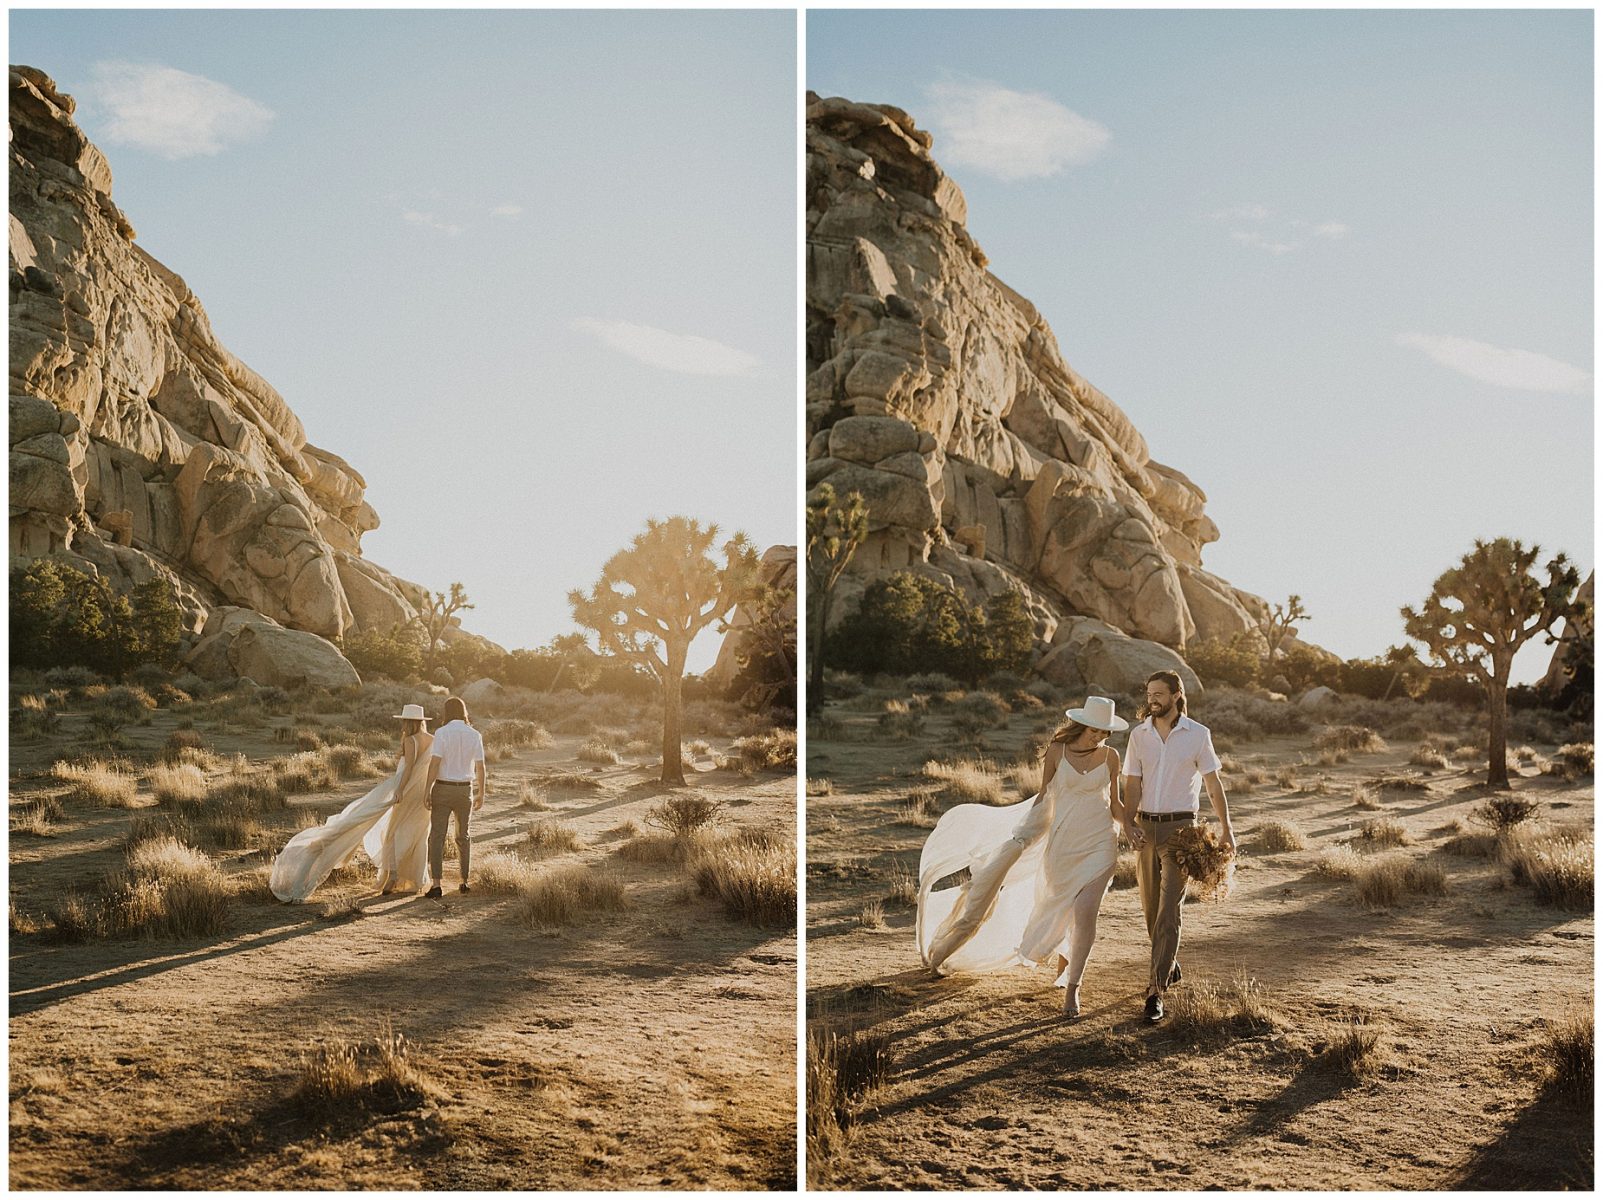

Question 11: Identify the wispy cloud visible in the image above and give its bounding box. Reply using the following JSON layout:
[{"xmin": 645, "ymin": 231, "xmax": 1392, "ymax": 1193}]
[
  {"xmin": 490, "ymin": 203, "xmax": 524, "ymax": 218},
  {"xmin": 1209, "ymin": 204, "xmax": 1350, "ymax": 253},
  {"xmin": 924, "ymin": 79, "xmax": 1109, "ymax": 182},
  {"xmin": 570, "ymin": 319, "xmax": 762, "ymax": 378},
  {"xmin": 401, "ymin": 209, "xmax": 464, "ymax": 237},
  {"xmin": 1396, "ymin": 332, "xmax": 1590, "ymax": 395},
  {"xmin": 86, "ymin": 61, "xmax": 273, "ymax": 159}
]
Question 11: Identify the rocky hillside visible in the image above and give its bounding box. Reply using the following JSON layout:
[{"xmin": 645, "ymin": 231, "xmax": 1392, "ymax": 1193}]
[
  {"xmin": 807, "ymin": 93, "xmax": 1282, "ymax": 692},
  {"xmin": 10, "ymin": 65, "xmax": 433, "ymax": 678}
]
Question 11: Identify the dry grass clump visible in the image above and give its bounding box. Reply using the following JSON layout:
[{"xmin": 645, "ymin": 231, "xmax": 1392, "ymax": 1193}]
[
  {"xmin": 523, "ymin": 820, "xmax": 581, "ymax": 859},
  {"xmin": 645, "ymin": 795, "xmax": 723, "ymax": 837},
  {"xmin": 1314, "ymin": 748, "xmax": 1349, "ymax": 768},
  {"xmin": 1256, "ymin": 820, "xmax": 1307, "ymax": 853},
  {"xmin": 1111, "ymin": 852, "xmax": 1139, "ymax": 889},
  {"xmin": 149, "ymin": 762, "xmax": 208, "ymax": 807},
  {"xmin": 11, "ymin": 796, "xmax": 64, "ymax": 837},
  {"xmin": 1452, "ymin": 744, "xmax": 1483, "ymax": 763},
  {"xmin": 577, "ymin": 738, "xmax": 622, "ymax": 765},
  {"xmin": 875, "ymin": 710, "xmax": 924, "ymax": 740},
  {"xmin": 726, "ymin": 728, "xmax": 798, "ymax": 773},
  {"xmin": 1441, "ymin": 831, "xmax": 1500, "ymax": 858},
  {"xmin": 809, "ymin": 714, "xmax": 846, "ymax": 742},
  {"xmin": 614, "ymin": 831, "xmax": 684, "ymax": 864},
  {"xmin": 807, "ymin": 1024, "xmax": 893, "ymax": 1185},
  {"xmin": 518, "ymin": 865, "xmax": 629, "ymax": 929},
  {"xmin": 1542, "ymin": 1006, "xmax": 1593, "ymax": 1099},
  {"xmin": 1351, "ymin": 783, "xmax": 1383, "ymax": 811},
  {"xmin": 688, "ymin": 830, "xmax": 797, "ymax": 927},
  {"xmin": 884, "ymin": 863, "xmax": 916, "ymax": 908},
  {"xmin": 291, "ymin": 1022, "xmax": 428, "ymax": 1117},
  {"xmin": 212, "ymin": 761, "xmax": 289, "ymax": 814},
  {"xmin": 517, "ymin": 782, "xmax": 552, "ymax": 811},
  {"xmin": 1314, "ymin": 1013, "xmax": 1390, "ymax": 1080},
  {"xmin": 1471, "ymin": 794, "xmax": 1542, "ymax": 833},
  {"xmin": 1313, "ymin": 726, "xmax": 1387, "ymax": 754},
  {"xmin": 471, "ymin": 850, "xmax": 542, "ymax": 895},
  {"xmin": 1503, "ymin": 826, "xmax": 1593, "ymax": 910},
  {"xmin": 1409, "ymin": 743, "xmax": 1450, "ymax": 770},
  {"xmin": 806, "ymin": 777, "xmax": 833, "ymax": 797},
  {"xmin": 856, "ymin": 900, "xmax": 886, "ymax": 929},
  {"xmin": 52, "ymin": 758, "xmax": 139, "ymax": 807},
  {"xmin": 1368, "ymin": 774, "xmax": 1430, "ymax": 793},
  {"xmin": 160, "ymin": 728, "xmax": 210, "ymax": 763},
  {"xmin": 895, "ymin": 789, "xmax": 941, "ymax": 829},
  {"xmin": 1353, "ymin": 855, "xmax": 1447, "ymax": 908},
  {"xmin": 542, "ymin": 771, "xmax": 603, "ymax": 793},
  {"xmin": 1359, "ymin": 816, "xmax": 1411, "ymax": 847},
  {"xmin": 922, "ymin": 758, "xmax": 1007, "ymax": 806},
  {"xmin": 951, "ymin": 690, "xmax": 1010, "ymax": 731},
  {"xmin": 484, "ymin": 719, "xmax": 554, "ymax": 751},
  {"xmin": 1316, "ymin": 845, "xmax": 1364, "ymax": 879},
  {"xmin": 275, "ymin": 749, "xmax": 339, "ymax": 795},
  {"xmin": 1167, "ymin": 971, "xmax": 1278, "ymax": 1039},
  {"xmin": 1546, "ymin": 742, "xmax": 1594, "ymax": 780},
  {"xmin": 105, "ymin": 836, "xmax": 233, "ymax": 939},
  {"xmin": 1273, "ymin": 765, "xmax": 1300, "ymax": 790}
]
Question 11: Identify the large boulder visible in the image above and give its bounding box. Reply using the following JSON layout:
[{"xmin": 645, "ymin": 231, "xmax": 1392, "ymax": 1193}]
[
  {"xmin": 227, "ymin": 623, "xmax": 360, "ymax": 690},
  {"xmin": 1034, "ymin": 615, "xmax": 1201, "ymax": 696}
]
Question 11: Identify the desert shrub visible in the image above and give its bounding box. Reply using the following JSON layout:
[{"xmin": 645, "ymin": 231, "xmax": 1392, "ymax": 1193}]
[
  {"xmin": 831, "ymin": 574, "xmax": 1032, "ymax": 685},
  {"xmin": 11, "ymin": 561, "xmax": 183, "ymax": 676},
  {"xmin": 1316, "ymin": 846, "xmax": 1363, "ymax": 879},
  {"xmin": 875, "ymin": 710, "xmax": 924, "ymax": 740},
  {"xmin": 1409, "ymin": 743, "xmax": 1450, "ymax": 770},
  {"xmin": 523, "ymin": 821, "xmax": 581, "ymax": 859},
  {"xmin": 614, "ymin": 832, "xmax": 684, "ymax": 864},
  {"xmin": 1353, "ymin": 856, "xmax": 1447, "ymax": 908},
  {"xmin": 807, "ymin": 1024, "xmax": 893, "ymax": 1184},
  {"xmin": 1167, "ymin": 972, "xmax": 1278, "ymax": 1039},
  {"xmin": 1441, "ymin": 831, "xmax": 1499, "ymax": 858},
  {"xmin": 645, "ymin": 796, "xmax": 722, "ymax": 837},
  {"xmin": 884, "ymin": 864, "xmax": 916, "ymax": 908},
  {"xmin": 1543, "ymin": 1007, "xmax": 1594, "ymax": 1099},
  {"xmin": 52, "ymin": 758, "xmax": 139, "ymax": 807},
  {"xmin": 1359, "ymin": 817, "xmax": 1411, "ymax": 847},
  {"xmin": 1471, "ymin": 795, "xmax": 1542, "ymax": 833},
  {"xmin": 921, "ymin": 758, "xmax": 1007, "ymax": 806},
  {"xmin": 806, "ymin": 777, "xmax": 833, "ymax": 797},
  {"xmin": 149, "ymin": 762, "xmax": 209, "ymax": 808},
  {"xmin": 517, "ymin": 783, "xmax": 552, "ymax": 811},
  {"xmin": 541, "ymin": 771, "xmax": 603, "ymax": 793},
  {"xmin": 276, "ymin": 750, "xmax": 339, "ymax": 795},
  {"xmin": 292, "ymin": 1022, "xmax": 427, "ymax": 1116},
  {"xmin": 284, "ymin": 726, "xmax": 324, "ymax": 750},
  {"xmin": 1203, "ymin": 689, "xmax": 1309, "ymax": 741},
  {"xmin": 1184, "ymin": 635, "xmax": 1262, "ymax": 689},
  {"xmin": 1313, "ymin": 725, "xmax": 1386, "ymax": 753},
  {"xmin": 212, "ymin": 763, "xmax": 288, "ymax": 814},
  {"xmin": 160, "ymin": 729, "xmax": 208, "ymax": 762},
  {"xmin": 809, "ymin": 714, "xmax": 846, "ymax": 741},
  {"xmin": 952, "ymin": 690, "xmax": 1011, "ymax": 729},
  {"xmin": 518, "ymin": 865, "xmax": 629, "ymax": 928},
  {"xmin": 689, "ymin": 831, "xmax": 797, "ymax": 926},
  {"xmin": 340, "ymin": 626, "xmax": 426, "ymax": 682},
  {"xmin": 906, "ymin": 672, "xmax": 959, "ymax": 694},
  {"xmin": 1545, "ymin": 742, "xmax": 1595, "ymax": 780},
  {"xmin": 1503, "ymin": 827, "xmax": 1593, "ymax": 910},
  {"xmin": 856, "ymin": 900, "xmax": 886, "ymax": 929},
  {"xmin": 577, "ymin": 738, "xmax": 621, "ymax": 765},
  {"xmin": 474, "ymin": 851, "xmax": 542, "ymax": 895},
  {"xmin": 485, "ymin": 719, "xmax": 553, "ymax": 751},
  {"xmin": 11, "ymin": 796, "xmax": 63, "ymax": 837},
  {"xmin": 1316, "ymin": 1015, "xmax": 1388, "ymax": 1080},
  {"xmin": 1368, "ymin": 774, "xmax": 1430, "ymax": 793},
  {"xmin": 895, "ymin": 789, "xmax": 940, "ymax": 829},
  {"xmin": 726, "ymin": 728, "xmax": 798, "ymax": 773},
  {"xmin": 1256, "ymin": 821, "xmax": 1307, "ymax": 853},
  {"xmin": 1111, "ymin": 853, "xmax": 1138, "ymax": 889},
  {"xmin": 112, "ymin": 836, "xmax": 232, "ymax": 938}
]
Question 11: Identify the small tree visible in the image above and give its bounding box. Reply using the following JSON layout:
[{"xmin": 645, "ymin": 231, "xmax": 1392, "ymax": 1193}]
[
  {"xmin": 730, "ymin": 583, "xmax": 797, "ymax": 713},
  {"xmin": 1261, "ymin": 594, "xmax": 1309, "ymax": 669},
  {"xmin": 1402, "ymin": 538, "xmax": 1582, "ymax": 789},
  {"xmin": 569, "ymin": 517, "xmax": 761, "ymax": 785},
  {"xmin": 805, "ymin": 483, "xmax": 868, "ymax": 713},
  {"xmin": 417, "ymin": 583, "xmax": 474, "ymax": 680}
]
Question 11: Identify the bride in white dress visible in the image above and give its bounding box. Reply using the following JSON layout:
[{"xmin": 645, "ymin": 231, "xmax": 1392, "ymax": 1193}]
[
  {"xmin": 269, "ymin": 704, "xmax": 435, "ymax": 902},
  {"xmin": 916, "ymin": 696, "xmax": 1136, "ymax": 1016}
]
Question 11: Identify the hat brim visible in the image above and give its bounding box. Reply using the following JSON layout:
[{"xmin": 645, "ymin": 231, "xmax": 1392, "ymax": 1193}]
[
  {"xmin": 1065, "ymin": 708, "xmax": 1129, "ymax": 732},
  {"xmin": 392, "ymin": 713, "xmax": 430, "ymax": 723}
]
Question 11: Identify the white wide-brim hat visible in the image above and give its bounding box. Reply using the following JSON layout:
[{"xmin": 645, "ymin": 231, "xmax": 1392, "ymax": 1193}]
[
  {"xmin": 1066, "ymin": 695, "xmax": 1128, "ymax": 733},
  {"xmin": 392, "ymin": 703, "xmax": 429, "ymax": 723}
]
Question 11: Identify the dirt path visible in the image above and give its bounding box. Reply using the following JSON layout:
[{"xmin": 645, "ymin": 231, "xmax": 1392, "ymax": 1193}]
[
  {"xmin": 10, "ymin": 705, "xmax": 796, "ymax": 1190},
  {"xmin": 806, "ymin": 693, "xmax": 1592, "ymax": 1190}
]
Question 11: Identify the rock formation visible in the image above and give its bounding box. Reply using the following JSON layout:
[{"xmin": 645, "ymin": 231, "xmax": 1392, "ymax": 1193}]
[
  {"xmin": 707, "ymin": 545, "xmax": 797, "ymax": 692},
  {"xmin": 1538, "ymin": 569, "xmax": 1592, "ymax": 695},
  {"xmin": 807, "ymin": 93, "xmax": 1281, "ymax": 693},
  {"xmin": 9, "ymin": 65, "xmax": 430, "ymax": 676}
]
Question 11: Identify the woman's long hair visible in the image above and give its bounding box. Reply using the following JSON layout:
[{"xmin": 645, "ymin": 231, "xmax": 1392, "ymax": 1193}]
[
  {"xmin": 1039, "ymin": 718, "xmax": 1108, "ymax": 761},
  {"xmin": 399, "ymin": 717, "xmax": 425, "ymax": 747}
]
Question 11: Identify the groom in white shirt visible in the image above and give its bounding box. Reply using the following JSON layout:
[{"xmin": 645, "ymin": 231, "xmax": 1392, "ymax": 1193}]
[
  {"xmin": 1121, "ymin": 670, "xmax": 1235, "ymax": 1023},
  {"xmin": 424, "ymin": 695, "xmax": 488, "ymax": 898}
]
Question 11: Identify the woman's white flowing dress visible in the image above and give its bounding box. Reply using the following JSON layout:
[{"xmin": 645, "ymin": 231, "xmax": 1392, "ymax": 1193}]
[
  {"xmin": 269, "ymin": 735, "xmax": 433, "ymax": 902},
  {"xmin": 917, "ymin": 755, "xmax": 1118, "ymax": 976}
]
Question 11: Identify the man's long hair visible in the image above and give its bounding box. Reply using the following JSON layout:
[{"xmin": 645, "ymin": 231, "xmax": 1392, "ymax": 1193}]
[
  {"xmin": 1137, "ymin": 670, "xmax": 1187, "ymax": 721},
  {"xmin": 442, "ymin": 696, "xmax": 470, "ymax": 725}
]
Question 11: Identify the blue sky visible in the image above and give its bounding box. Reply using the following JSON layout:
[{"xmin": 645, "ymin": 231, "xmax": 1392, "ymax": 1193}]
[
  {"xmin": 12, "ymin": 9, "xmax": 796, "ymax": 672},
  {"xmin": 809, "ymin": 9, "xmax": 1593, "ymax": 684}
]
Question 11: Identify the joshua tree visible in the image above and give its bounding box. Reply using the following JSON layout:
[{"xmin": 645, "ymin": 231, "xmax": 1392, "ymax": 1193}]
[
  {"xmin": 417, "ymin": 583, "xmax": 474, "ymax": 680},
  {"xmin": 1261, "ymin": 594, "xmax": 1309, "ymax": 669},
  {"xmin": 731, "ymin": 582, "xmax": 797, "ymax": 712},
  {"xmin": 1402, "ymin": 538, "xmax": 1583, "ymax": 789},
  {"xmin": 569, "ymin": 517, "xmax": 760, "ymax": 786},
  {"xmin": 805, "ymin": 483, "xmax": 868, "ymax": 713}
]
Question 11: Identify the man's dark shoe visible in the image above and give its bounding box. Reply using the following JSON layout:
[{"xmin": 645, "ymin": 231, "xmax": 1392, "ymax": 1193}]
[
  {"xmin": 1169, "ymin": 961, "xmax": 1182, "ymax": 986},
  {"xmin": 1145, "ymin": 993, "xmax": 1165, "ymax": 1023},
  {"xmin": 425, "ymin": 885, "xmax": 443, "ymax": 899},
  {"xmin": 459, "ymin": 883, "xmax": 471, "ymax": 894}
]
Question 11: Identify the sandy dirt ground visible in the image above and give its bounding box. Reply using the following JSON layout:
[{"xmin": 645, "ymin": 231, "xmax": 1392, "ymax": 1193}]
[
  {"xmin": 10, "ymin": 695, "xmax": 796, "ymax": 1190},
  {"xmin": 806, "ymin": 689, "xmax": 1593, "ymax": 1191}
]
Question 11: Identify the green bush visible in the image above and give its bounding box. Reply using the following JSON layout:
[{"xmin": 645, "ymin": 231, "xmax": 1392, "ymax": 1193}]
[
  {"xmin": 11, "ymin": 561, "xmax": 183, "ymax": 676},
  {"xmin": 831, "ymin": 574, "xmax": 1032, "ymax": 685},
  {"xmin": 341, "ymin": 625, "xmax": 425, "ymax": 681},
  {"xmin": 1185, "ymin": 634, "xmax": 1262, "ymax": 689}
]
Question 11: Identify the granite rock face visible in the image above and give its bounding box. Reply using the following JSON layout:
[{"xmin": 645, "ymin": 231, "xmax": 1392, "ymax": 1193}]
[
  {"xmin": 708, "ymin": 544, "xmax": 798, "ymax": 692},
  {"xmin": 807, "ymin": 93, "xmax": 1274, "ymax": 689},
  {"xmin": 9, "ymin": 65, "xmax": 424, "ymax": 668}
]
